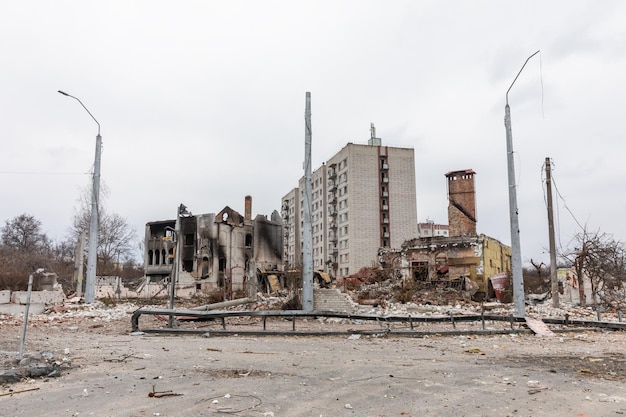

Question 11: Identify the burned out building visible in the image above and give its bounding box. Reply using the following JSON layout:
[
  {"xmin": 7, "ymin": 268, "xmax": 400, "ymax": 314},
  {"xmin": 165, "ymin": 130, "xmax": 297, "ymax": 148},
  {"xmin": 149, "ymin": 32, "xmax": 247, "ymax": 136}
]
[
  {"xmin": 144, "ymin": 196, "xmax": 283, "ymax": 298},
  {"xmin": 379, "ymin": 169, "xmax": 511, "ymax": 299}
]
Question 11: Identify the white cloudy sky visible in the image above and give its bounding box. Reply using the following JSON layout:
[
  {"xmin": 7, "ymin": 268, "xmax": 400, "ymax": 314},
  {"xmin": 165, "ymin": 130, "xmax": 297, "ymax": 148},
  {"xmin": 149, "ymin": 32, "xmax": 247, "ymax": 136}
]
[{"xmin": 1, "ymin": 1, "xmax": 625, "ymax": 265}]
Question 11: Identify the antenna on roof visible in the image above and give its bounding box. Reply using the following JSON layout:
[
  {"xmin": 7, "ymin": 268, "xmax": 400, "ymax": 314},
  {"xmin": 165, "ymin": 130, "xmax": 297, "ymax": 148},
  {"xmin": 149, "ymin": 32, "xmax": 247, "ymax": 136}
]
[{"xmin": 368, "ymin": 122, "xmax": 381, "ymax": 146}]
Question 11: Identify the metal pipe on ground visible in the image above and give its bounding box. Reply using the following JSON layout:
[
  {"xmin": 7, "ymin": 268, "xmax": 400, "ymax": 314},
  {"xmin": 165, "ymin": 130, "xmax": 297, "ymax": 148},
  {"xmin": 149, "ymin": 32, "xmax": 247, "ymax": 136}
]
[{"xmin": 190, "ymin": 297, "xmax": 255, "ymax": 311}]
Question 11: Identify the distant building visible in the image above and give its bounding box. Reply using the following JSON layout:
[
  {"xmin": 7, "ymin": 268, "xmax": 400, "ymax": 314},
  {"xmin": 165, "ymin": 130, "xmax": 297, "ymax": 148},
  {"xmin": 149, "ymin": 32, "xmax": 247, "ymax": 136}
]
[
  {"xmin": 379, "ymin": 169, "xmax": 511, "ymax": 299},
  {"xmin": 418, "ymin": 220, "xmax": 448, "ymax": 238},
  {"xmin": 281, "ymin": 125, "xmax": 418, "ymax": 279},
  {"xmin": 144, "ymin": 196, "xmax": 283, "ymax": 298}
]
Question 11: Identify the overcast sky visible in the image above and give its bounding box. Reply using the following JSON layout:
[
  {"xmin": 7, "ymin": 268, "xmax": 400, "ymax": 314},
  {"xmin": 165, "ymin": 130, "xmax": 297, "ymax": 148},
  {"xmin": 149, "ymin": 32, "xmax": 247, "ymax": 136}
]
[{"xmin": 2, "ymin": 1, "xmax": 625, "ymax": 266}]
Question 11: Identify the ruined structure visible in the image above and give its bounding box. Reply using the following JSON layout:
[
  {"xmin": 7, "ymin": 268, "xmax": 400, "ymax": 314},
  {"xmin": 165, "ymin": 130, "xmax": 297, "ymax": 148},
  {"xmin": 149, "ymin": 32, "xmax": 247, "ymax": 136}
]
[
  {"xmin": 379, "ymin": 169, "xmax": 512, "ymax": 299},
  {"xmin": 144, "ymin": 196, "xmax": 283, "ymax": 298}
]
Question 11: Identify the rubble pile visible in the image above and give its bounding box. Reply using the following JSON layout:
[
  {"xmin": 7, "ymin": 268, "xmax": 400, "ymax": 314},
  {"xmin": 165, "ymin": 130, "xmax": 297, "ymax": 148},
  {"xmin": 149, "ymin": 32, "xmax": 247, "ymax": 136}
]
[{"xmin": 0, "ymin": 350, "xmax": 69, "ymax": 383}]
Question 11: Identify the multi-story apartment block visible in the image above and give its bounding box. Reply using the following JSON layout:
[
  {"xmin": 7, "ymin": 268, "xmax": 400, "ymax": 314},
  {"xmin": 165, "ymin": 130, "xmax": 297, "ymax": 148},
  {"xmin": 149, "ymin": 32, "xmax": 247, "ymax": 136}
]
[
  {"xmin": 281, "ymin": 127, "xmax": 418, "ymax": 279},
  {"xmin": 281, "ymin": 188, "xmax": 301, "ymax": 268}
]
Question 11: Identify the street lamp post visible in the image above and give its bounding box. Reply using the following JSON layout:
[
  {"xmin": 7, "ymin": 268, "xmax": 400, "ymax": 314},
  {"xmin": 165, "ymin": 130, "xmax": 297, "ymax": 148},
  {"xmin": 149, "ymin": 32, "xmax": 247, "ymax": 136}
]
[
  {"xmin": 503, "ymin": 51, "xmax": 540, "ymax": 318},
  {"xmin": 58, "ymin": 90, "xmax": 102, "ymax": 304}
]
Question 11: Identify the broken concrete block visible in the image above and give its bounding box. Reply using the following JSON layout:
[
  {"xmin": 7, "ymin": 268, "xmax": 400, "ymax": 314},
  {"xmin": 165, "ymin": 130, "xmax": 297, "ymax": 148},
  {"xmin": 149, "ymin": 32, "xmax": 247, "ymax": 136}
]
[
  {"xmin": 0, "ymin": 290, "xmax": 10, "ymax": 304},
  {"xmin": 11, "ymin": 290, "xmax": 65, "ymax": 305}
]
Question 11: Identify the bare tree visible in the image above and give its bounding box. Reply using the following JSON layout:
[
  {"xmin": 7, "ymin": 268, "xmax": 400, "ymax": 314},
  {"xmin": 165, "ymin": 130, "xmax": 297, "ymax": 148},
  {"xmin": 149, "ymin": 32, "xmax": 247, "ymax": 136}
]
[
  {"xmin": 562, "ymin": 228, "xmax": 626, "ymax": 308},
  {"xmin": 69, "ymin": 184, "xmax": 139, "ymax": 277},
  {"xmin": 1, "ymin": 213, "xmax": 51, "ymax": 254},
  {"xmin": 0, "ymin": 214, "xmax": 52, "ymax": 290}
]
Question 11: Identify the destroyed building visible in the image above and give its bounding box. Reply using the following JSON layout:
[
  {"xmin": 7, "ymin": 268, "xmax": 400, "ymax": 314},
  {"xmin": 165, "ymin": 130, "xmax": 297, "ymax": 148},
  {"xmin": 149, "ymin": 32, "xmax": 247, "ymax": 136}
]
[
  {"xmin": 379, "ymin": 169, "xmax": 511, "ymax": 300},
  {"xmin": 144, "ymin": 196, "xmax": 283, "ymax": 298}
]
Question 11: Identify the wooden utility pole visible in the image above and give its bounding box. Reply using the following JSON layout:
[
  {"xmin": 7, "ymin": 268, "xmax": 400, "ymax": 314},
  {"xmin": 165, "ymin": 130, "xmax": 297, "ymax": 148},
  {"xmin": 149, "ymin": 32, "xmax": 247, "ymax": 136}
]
[{"xmin": 545, "ymin": 157, "xmax": 559, "ymax": 307}]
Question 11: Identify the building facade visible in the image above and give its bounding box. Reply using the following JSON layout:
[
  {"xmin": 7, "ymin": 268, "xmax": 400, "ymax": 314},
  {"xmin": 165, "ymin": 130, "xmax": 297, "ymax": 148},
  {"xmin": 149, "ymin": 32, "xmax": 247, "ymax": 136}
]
[
  {"xmin": 418, "ymin": 220, "xmax": 449, "ymax": 238},
  {"xmin": 282, "ymin": 130, "xmax": 418, "ymax": 279},
  {"xmin": 144, "ymin": 197, "xmax": 283, "ymax": 298}
]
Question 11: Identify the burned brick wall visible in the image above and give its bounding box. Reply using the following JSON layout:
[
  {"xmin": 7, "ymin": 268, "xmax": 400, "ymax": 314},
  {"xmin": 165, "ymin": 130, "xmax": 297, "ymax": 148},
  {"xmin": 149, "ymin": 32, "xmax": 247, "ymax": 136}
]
[{"xmin": 446, "ymin": 169, "xmax": 477, "ymax": 238}]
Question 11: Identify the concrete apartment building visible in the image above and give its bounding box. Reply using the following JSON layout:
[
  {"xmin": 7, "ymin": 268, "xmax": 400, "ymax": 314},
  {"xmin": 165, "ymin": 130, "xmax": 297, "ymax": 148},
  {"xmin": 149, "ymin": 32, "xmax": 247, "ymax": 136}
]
[{"xmin": 281, "ymin": 127, "xmax": 418, "ymax": 279}]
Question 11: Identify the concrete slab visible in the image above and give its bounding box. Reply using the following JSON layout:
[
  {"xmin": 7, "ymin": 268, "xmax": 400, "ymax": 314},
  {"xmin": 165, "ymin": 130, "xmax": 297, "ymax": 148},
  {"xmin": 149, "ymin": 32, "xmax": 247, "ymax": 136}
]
[
  {"xmin": 10, "ymin": 291, "xmax": 64, "ymax": 305},
  {"xmin": 0, "ymin": 303, "xmax": 46, "ymax": 316},
  {"xmin": 0, "ymin": 290, "xmax": 10, "ymax": 304}
]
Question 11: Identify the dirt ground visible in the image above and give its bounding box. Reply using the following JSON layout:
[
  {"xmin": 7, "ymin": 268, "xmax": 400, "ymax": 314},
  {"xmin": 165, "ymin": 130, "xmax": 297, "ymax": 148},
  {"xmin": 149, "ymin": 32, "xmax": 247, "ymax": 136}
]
[{"xmin": 1, "ymin": 306, "xmax": 626, "ymax": 417}]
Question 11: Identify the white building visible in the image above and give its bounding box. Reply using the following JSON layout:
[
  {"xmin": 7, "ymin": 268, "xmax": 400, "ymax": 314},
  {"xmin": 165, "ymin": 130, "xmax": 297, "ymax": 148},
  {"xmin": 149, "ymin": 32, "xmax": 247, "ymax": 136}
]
[
  {"xmin": 281, "ymin": 128, "xmax": 418, "ymax": 279},
  {"xmin": 418, "ymin": 220, "xmax": 449, "ymax": 238}
]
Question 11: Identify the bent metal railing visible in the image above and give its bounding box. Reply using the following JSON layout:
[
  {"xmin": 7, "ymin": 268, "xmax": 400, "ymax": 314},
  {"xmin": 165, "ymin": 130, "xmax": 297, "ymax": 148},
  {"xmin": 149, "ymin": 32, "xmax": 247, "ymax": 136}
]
[{"xmin": 131, "ymin": 307, "xmax": 626, "ymax": 336}]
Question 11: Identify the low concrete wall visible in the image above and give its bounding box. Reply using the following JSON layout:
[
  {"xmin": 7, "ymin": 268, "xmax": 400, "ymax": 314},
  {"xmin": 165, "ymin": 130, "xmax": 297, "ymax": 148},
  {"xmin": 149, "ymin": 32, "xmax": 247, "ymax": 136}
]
[
  {"xmin": 11, "ymin": 290, "xmax": 65, "ymax": 305},
  {"xmin": 0, "ymin": 303, "xmax": 46, "ymax": 315}
]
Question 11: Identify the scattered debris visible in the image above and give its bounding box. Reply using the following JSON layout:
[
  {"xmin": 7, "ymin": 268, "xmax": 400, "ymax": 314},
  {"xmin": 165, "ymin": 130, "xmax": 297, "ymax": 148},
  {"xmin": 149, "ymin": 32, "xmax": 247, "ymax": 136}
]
[
  {"xmin": 525, "ymin": 317, "xmax": 555, "ymax": 337},
  {"xmin": 0, "ymin": 350, "xmax": 67, "ymax": 383},
  {"xmin": 148, "ymin": 385, "xmax": 183, "ymax": 398}
]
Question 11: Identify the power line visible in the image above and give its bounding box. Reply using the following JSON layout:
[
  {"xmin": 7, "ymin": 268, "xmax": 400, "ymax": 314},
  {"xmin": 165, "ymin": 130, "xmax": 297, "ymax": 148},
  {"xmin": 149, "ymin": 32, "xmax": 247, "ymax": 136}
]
[
  {"xmin": 551, "ymin": 173, "xmax": 585, "ymax": 233},
  {"xmin": 0, "ymin": 171, "xmax": 89, "ymax": 176}
]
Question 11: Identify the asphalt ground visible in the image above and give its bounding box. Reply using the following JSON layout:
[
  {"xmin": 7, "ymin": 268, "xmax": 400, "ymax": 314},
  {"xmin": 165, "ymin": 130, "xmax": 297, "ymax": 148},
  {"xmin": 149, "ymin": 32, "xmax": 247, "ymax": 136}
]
[{"xmin": 1, "ymin": 315, "xmax": 626, "ymax": 417}]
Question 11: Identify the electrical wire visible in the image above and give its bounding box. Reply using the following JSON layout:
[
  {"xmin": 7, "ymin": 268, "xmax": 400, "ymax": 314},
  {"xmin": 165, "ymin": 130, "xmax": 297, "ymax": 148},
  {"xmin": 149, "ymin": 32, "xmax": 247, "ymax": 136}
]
[
  {"xmin": 0, "ymin": 170, "xmax": 88, "ymax": 175},
  {"xmin": 551, "ymin": 174, "xmax": 585, "ymax": 233}
]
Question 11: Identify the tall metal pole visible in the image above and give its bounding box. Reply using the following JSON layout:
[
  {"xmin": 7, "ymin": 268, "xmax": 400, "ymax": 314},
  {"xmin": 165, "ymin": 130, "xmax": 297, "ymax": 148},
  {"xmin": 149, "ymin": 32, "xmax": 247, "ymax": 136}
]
[
  {"xmin": 504, "ymin": 50, "xmax": 539, "ymax": 318},
  {"xmin": 59, "ymin": 90, "xmax": 101, "ymax": 304},
  {"xmin": 19, "ymin": 272, "xmax": 35, "ymax": 360},
  {"xmin": 302, "ymin": 92, "xmax": 314, "ymax": 311},
  {"xmin": 74, "ymin": 232, "xmax": 86, "ymax": 298},
  {"xmin": 168, "ymin": 205, "xmax": 185, "ymax": 328},
  {"xmin": 545, "ymin": 157, "xmax": 559, "ymax": 307}
]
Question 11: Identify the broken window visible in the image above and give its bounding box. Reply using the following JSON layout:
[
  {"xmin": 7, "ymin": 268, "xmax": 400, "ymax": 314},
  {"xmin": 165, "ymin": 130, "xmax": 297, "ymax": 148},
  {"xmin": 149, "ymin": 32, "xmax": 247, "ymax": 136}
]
[{"xmin": 412, "ymin": 261, "xmax": 429, "ymax": 281}]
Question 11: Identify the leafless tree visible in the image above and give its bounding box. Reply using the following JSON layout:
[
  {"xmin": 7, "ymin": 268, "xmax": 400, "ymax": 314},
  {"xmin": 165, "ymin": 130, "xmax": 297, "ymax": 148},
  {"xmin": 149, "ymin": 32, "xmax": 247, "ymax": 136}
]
[
  {"xmin": 69, "ymin": 184, "xmax": 139, "ymax": 277},
  {"xmin": 1, "ymin": 213, "xmax": 51, "ymax": 254},
  {"xmin": 0, "ymin": 214, "xmax": 53, "ymax": 290},
  {"xmin": 562, "ymin": 228, "xmax": 626, "ymax": 308}
]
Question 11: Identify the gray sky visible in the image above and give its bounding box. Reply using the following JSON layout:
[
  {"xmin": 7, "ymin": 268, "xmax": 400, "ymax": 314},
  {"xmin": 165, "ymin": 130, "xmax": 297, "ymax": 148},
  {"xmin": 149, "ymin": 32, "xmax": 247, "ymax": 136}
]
[{"xmin": 2, "ymin": 1, "xmax": 625, "ymax": 265}]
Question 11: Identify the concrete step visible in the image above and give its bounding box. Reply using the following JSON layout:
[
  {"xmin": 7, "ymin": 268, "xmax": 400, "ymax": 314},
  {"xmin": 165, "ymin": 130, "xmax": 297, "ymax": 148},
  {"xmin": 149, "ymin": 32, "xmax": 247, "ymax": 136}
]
[{"xmin": 313, "ymin": 288, "xmax": 358, "ymax": 313}]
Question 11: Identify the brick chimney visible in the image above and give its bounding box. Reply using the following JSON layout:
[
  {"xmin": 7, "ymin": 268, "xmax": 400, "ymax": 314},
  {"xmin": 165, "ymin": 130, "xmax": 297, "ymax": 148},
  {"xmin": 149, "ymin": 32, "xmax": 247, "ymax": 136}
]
[
  {"xmin": 445, "ymin": 169, "xmax": 477, "ymax": 237},
  {"xmin": 244, "ymin": 195, "xmax": 252, "ymax": 221}
]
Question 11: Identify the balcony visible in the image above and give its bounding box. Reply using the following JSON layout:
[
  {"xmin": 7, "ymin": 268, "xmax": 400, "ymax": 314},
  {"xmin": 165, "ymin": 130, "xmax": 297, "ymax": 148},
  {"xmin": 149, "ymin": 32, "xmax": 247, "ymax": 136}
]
[
  {"xmin": 382, "ymin": 177, "xmax": 389, "ymax": 183},
  {"xmin": 381, "ymin": 163, "xmax": 389, "ymax": 170},
  {"xmin": 381, "ymin": 205, "xmax": 389, "ymax": 211},
  {"xmin": 382, "ymin": 218, "xmax": 389, "ymax": 224},
  {"xmin": 383, "ymin": 232, "xmax": 390, "ymax": 238},
  {"xmin": 382, "ymin": 191, "xmax": 389, "ymax": 197}
]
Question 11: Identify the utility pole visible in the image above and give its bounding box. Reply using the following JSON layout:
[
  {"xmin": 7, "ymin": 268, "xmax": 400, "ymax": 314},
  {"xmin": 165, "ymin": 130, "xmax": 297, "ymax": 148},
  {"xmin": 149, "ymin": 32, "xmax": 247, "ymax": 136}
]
[
  {"xmin": 74, "ymin": 232, "xmax": 85, "ymax": 298},
  {"xmin": 504, "ymin": 50, "xmax": 540, "ymax": 318},
  {"xmin": 58, "ymin": 90, "xmax": 101, "ymax": 304},
  {"xmin": 545, "ymin": 157, "xmax": 559, "ymax": 307},
  {"xmin": 302, "ymin": 92, "xmax": 314, "ymax": 312},
  {"xmin": 168, "ymin": 204, "xmax": 189, "ymax": 328}
]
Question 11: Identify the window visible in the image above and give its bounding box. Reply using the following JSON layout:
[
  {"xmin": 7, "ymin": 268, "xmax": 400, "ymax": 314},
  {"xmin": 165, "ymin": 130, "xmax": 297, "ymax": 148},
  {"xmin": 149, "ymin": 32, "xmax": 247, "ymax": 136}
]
[{"xmin": 412, "ymin": 261, "xmax": 429, "ymax": 281}]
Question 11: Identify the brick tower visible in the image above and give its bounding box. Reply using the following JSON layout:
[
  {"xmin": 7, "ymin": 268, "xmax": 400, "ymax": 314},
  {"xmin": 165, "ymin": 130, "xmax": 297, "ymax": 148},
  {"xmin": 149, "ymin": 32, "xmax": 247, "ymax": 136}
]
[{"xmin": 446, "ymin": 169, "xmax": 477, "ymax": 237}]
